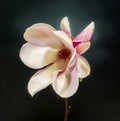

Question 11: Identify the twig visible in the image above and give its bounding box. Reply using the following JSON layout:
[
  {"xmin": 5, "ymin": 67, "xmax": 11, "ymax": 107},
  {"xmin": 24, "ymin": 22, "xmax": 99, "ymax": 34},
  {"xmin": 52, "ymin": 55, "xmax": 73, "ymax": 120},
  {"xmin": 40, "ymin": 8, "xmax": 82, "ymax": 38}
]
[{"xmin": 64, "ymin": 98, "xmax": 71, "ymax": 121}]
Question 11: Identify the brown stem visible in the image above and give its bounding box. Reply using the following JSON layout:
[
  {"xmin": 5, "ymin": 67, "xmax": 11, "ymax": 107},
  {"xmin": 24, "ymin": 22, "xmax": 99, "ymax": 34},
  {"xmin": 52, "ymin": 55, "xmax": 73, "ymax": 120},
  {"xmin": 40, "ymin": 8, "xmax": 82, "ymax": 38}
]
[{"xmin": 64, "ymin": 98, "xmax": 71, "ymax": 121}]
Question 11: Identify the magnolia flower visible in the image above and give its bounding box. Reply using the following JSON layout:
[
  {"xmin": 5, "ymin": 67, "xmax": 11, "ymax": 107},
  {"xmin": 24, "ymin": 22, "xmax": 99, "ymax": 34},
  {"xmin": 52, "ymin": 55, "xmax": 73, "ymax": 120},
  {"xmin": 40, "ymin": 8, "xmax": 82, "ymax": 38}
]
[{"xmin": 19, "ymin": 17, "xmax": 95, "ymax": 98}]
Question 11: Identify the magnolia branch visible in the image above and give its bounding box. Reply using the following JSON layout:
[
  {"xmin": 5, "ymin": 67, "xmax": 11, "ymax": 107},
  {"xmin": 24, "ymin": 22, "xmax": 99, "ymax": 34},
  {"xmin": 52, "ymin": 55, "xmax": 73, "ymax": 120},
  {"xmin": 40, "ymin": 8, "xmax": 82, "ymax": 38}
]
[{"xmin": 64, "ymin": 98, "xmax": 71, "ymax": 121}]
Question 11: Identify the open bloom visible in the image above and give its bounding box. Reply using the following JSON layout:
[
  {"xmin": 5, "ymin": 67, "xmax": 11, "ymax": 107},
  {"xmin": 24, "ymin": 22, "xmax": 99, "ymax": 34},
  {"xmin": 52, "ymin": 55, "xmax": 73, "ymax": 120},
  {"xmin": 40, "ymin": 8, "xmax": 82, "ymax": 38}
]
[{"xmin": 19, "ymin": 17, "xmax": 95, "ymax": 98}]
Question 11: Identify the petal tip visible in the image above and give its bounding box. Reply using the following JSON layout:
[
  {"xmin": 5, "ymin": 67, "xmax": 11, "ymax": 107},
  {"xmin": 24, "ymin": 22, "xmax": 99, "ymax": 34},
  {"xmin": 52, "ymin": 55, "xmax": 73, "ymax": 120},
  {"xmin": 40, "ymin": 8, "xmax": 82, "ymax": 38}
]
[
  {"xmin": 64, "ymin": 17, "xmax": 69, "ymax": 22},
  {"xmin": 27, "ymin": 79, "xmax": 38, "ymax": 97},
  {"xmin": 30, "ymin": 93, "xmax": 34, "ymax": 97},
  {"xmin": 89, "ymin": 21, "xmax": 95, "ymax": 30},
  {"xmin": 62, "ymin": 16, "xmax": 68, "ymax": 21},
  {"xmin": 23, "ymin": 28, "xmax": 29, "ymax": 40},
  {"xmin": 91, "ymin": 21, "xmax": 95, "ymax": 25},
  {"xmin": 60, "ymin": 17, "xmax": 71, "ymax": 35},
  {"xmin": 27, "ymin": 85, "xmax": 38, "ymax": 97}
]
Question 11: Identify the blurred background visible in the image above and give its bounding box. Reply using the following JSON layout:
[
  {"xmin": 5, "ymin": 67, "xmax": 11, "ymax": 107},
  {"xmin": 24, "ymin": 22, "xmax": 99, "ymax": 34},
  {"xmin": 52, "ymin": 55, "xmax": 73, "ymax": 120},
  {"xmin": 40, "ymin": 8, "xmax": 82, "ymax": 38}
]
[{"xmin": 0, "ymin": 0, "xmax": 120, "ymax": 121}]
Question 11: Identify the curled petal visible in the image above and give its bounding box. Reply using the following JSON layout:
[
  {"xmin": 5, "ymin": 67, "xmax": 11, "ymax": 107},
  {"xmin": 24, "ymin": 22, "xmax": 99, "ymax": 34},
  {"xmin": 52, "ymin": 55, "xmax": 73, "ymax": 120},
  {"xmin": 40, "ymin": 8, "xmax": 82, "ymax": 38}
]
[
  {"xmin": 76, "ymin": 56, "xmax": 90, "ymax": 78},
  {"xmin": 60, "ymin": 17, "xmax": 71, "ymax": 37},
  {"xmin": 53, "ymin": 30, "xmax": 73, "ymax": 51},
  {"xmin": 19, "ymin": 43, "xmax": 58, "ymax": 69},
  {"xmin": 28, "ymin": 67, "xmax": 57, "ymax": 96},
  {"xmin": 52, "ymin": 72, "xmax": 69, "ymax": 94},
  {"xmin": 73, "ymin": 22, "xmax": 95, "ymax": 43},
  {"xmin": 76, "ymin": 42, "xmax": 91, "ymax": 54},
  {"xmin": 24, "ymin": 23, "xmax": 63, "ymax": 49},
  {"xmin": 52, "ymin": 67, "xmax": 79, "ymax": 98},
  {"xmin": 28, "ymin": 59, "xmax": 65, "ymax": 96}
]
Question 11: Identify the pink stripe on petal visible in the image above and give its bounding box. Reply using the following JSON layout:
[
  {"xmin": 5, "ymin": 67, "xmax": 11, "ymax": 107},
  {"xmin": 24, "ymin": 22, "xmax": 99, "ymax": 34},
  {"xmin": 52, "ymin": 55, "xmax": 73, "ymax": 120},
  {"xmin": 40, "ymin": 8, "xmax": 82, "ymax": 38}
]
[{"xmin": 66, "ymin": 49, "xmax": 76, "ymax": 71}]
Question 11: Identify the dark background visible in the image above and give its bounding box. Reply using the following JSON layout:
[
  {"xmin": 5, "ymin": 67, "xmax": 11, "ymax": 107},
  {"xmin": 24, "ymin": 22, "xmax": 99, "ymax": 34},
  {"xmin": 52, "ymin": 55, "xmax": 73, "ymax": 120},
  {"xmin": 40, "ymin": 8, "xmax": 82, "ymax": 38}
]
[{"xmin": 1, "ymin": 0, "xmax": 120, "ymax": 121}]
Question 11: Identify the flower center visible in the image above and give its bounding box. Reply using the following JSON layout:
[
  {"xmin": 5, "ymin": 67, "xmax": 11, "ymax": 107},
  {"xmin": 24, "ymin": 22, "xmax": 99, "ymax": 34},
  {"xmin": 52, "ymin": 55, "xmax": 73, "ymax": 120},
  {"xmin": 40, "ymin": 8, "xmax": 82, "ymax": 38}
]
[{"xmin": 58, "ymin": 49, "xmax": 71, "ymax": 59}]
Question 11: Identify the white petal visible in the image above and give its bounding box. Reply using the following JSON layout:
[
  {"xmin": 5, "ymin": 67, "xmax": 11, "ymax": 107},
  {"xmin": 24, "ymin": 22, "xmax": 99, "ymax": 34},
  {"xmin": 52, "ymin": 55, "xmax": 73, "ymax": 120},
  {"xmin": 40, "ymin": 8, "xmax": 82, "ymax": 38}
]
[
  {"xmin": 28, "ymin": 60, "xmax": 65, "ymax": 96},
  {"xmin": 76, "ymin": 42, "xmax": 91, "ymax": 54},
  {"xmin": 60, "ymin": 17, "xmax": 71, "ymax": 36},
  {"xmin": 52, "ymin": 67, "xmax": 79, "ymax": 98},
  {"xmin": 66, "ymin": 49, "xmax": 76, "ymax": 71},
  {"xmin": 24, "ymin": 23, "xmax": 64, "ymax": 49},
  {"xmin": 52, "ymin": 72, "xmax": 69, "ymax": 94},
  {"xmin": 53, "ymin": 30, "xmax": 73, "ymax": 51},
  {"xmin": 76, "ymin": 56, "xmax": 90, "ymax": 78},
  {"xmin": 19, "ymin": 43, "xmax": 58, "ymax": 69}
]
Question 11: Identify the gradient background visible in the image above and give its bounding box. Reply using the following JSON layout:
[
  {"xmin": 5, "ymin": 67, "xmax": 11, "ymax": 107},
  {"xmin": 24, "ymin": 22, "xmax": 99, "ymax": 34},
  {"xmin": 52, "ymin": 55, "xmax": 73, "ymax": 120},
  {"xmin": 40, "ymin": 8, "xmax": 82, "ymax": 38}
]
[{"xmin": 1, "ymin": 0, "xmax": 120, "ymax": 121}]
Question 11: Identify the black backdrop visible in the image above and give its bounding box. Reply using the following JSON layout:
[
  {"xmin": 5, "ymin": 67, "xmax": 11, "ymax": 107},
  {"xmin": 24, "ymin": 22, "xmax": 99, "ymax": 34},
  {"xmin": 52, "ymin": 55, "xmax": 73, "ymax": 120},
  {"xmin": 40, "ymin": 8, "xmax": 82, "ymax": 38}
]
[{"xmin": 1, "ymin": 0, "xmax": 120, "ymax": 121}]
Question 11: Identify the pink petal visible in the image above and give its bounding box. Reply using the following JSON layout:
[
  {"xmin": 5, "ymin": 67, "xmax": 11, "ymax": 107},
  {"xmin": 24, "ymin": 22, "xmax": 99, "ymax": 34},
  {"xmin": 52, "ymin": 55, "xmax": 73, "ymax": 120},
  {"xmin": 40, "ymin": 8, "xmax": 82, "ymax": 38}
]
[
  {"xmin": 52, "ymin": 30, "xmax": 73, "ymax": 51},
  {"xmin": 52, "ymin": 66, "xmax": 79, "ymax": 98},
  {"xmin": 76, "ymin": 56, "xmax": 90, "ymax": 78},
  {"xmin": 19, "ymin": 43, "xmax": 58, "ymax": 69},
  {"xmin": 24, "ymin": 23, "xmax": 64, "ymax": 49},
  {"xmin": 73, "ymin": 22, "xmax": 95, "ymax": 43},
  {"xmin": 76, "ymin": 42, "xmax": 91, "ymax": 54},
  {"xmin": 60, "ymin": 17, "xmax": 71, "ymax": 37},
  {"xmin": 27, "ymin": 63, "xmax": 61, "ymax": 97}
]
